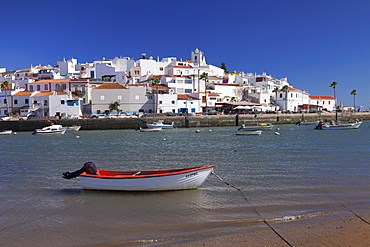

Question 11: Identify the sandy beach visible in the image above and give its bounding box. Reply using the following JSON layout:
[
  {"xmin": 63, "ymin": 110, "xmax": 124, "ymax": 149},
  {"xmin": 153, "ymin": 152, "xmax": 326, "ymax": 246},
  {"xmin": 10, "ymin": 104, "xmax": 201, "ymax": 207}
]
[{"xmin": 166, "ymin": 212, "xmax": 370, "ymax": 247}]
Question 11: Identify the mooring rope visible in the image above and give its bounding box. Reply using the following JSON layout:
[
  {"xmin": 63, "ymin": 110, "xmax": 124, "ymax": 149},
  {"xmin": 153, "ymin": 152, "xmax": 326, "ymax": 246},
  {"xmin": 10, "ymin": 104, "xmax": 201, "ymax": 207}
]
[
  {"xmin": 212, "ymin": 171, "xmax": 293, "ymax": 247},
  {"xmin": 341, "ymin": 204, "xmax": 370, "ymax": 225}
]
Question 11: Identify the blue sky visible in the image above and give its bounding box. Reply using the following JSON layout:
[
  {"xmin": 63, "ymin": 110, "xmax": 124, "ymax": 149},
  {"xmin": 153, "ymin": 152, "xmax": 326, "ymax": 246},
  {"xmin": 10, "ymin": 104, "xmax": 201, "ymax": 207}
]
[{"xmin": 1, "ymin": 0, "xmax": 369, "ymax": 108}]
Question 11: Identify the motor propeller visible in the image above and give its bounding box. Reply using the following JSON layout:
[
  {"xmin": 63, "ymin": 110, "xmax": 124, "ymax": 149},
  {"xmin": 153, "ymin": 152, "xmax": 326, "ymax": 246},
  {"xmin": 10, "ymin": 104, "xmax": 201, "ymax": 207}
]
[{"xmin": 62, "ymin": 161, "xmax": 97, "ymax": 179}]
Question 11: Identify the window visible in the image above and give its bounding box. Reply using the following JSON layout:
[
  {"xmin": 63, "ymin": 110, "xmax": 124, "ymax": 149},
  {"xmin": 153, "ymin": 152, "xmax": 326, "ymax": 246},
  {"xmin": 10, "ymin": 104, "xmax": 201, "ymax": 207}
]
[
  {"xmin": 100, "ymin": 95, "xmax": 105, "ymax": 101},
  {"xmin": 62, "ymin": 84, "xmax": 67, "ymax": 90},
  {"xmin": 14, "ymin": 99, "xmax": 18, "ymax": 105},
  {"xmin": 171, "ymin": 101, "xmax": 175, "ymax": 104},
  {"xmin": 135, "ymin": 95, "xmax": 140, "ymax": 100},
  {"xmin": 118, "ymin": 95, "xmax": 122, "ymax": 101},
  {"xmin": 44, "ymin": 100, "xmax": 48, "ymax": 106},
  {"xmin": 159, "ymin": 67, "xmax": 163, "ymax": 71},
  {"xmin": 279, "ymin": 93, "xmax": 283, "ymax": 98},
  {"xmin": 134, "ymin": 70, "xmax": 140, "ymax": 75},
  {"xmin": 25, "ymin": 99, "xmax": 29, "ymax": 104},
  {"xmin": 61, "ymin": 100, "xmax": 65, "ymax": 104},
  {"xmin": 185, "ymin": 89, "xmax": 192, "ymax": 93},
  {"xmin": 37, "ymin": 85, "xmax": 40, "ymax": 91},
  {"xmin": 30, "ymin": 85, "xmax": 33, "ymax": 91},
  {"xmin": 44, "ymin": 84, "xmax": 48, "ymax": 90},
  {"xmin": 4, "ymin": 99, "xmax": 6, "ymax": 104},
  {"xmin": 159, "ymin": 101, "xmax": 162, "ymax": 104}
]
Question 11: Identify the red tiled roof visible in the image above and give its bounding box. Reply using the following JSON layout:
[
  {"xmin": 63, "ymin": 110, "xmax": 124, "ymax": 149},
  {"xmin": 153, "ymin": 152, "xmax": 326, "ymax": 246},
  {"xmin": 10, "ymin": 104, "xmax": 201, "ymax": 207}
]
[
  {"xmin": 13, "ymin": 91, "xmax": 34, "ymax": 96},
  {"xmin": 177, "ymin": 94, "xmax": 199, "ymax": 100},
  {"xmin": 34, "ymin": 92, "xmax": 53, "ymax": 97},
  {"xmin": 310, "ymin": 95, "xmax": 335, "ymax": 100},
  {"xmin": 29, "ymin": 79, "xmax": 70, "ymax": 84},
  {"xmin": 94, "ymin": 83, "xmax": 127, "ymax": 90}
]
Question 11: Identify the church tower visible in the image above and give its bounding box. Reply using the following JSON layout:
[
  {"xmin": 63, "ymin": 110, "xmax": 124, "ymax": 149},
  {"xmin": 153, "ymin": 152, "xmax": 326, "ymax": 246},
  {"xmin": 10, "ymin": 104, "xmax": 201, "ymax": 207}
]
[{"xmin": 191, "ymin": 48, "xmax": 206, "ymax": 67}]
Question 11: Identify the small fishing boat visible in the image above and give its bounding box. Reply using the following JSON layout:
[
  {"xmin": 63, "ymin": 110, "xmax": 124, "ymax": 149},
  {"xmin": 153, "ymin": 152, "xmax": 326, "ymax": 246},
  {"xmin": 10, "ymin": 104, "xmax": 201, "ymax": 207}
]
[
  {"xmin": 65, "ymin": 125, "xmax": 81, "ymax": 131},
  {"xmin": 0, "ymin": 130, "xmax": 12, "ymax": 135},
  {"xmin": 237, "ymin": 123, "xmax": 273, "ymax": 131},
  {"xmin": 235, "ymin": 130, "xmax": 262, "ymax": 135},
  {"xmin": 32, "ymin": 124, "xmax": 66, "ymax": 135},
  {"xmin": 138, "ymin": 127, "xmax": 163, "ymax": 132},
  {"xmin": 314, "ymin": 120, "xmax": 362, "ymax": 130},
  {"xmin": 296, "ymin": 120, "xmax": 319, "ymax": 125},
  {"xmin": 63, "ymin": 162, "xmax": 214, "ymax": 191},
  {"xmin": 147, "ymin": 120, "xmax": 175, "ymax": 129}
]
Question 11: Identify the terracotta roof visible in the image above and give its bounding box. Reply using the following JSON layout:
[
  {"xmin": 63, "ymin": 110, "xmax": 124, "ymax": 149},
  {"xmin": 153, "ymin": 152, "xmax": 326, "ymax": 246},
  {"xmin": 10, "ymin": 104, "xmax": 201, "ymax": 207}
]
[
  {"xmin": 149, "ymin": 84, "xmax": 170, "ymax": 89},
  {"xmin": 94, "ymin": 83, "xmax": 127, "ymax": 90},
  {"xmin": 172, "ymin": 65, "xmax": 193, "ymax": 68},
  {"xmin": 34, "ymin": 92, "xmax": 53, "ymax": 97},
  {"xmin": 29, "ymin": 79, "xmax": 70, "ymax": 84},
  {"xmin": 13, "ymin": 91, "xmax": 34, "ymax": 96},
  {"xmin": 309, "ymin": 95, "xmax": 335, "ymax": 100},
  {"xmin": 177, "ymin": 94, "xmax": 199, "ymax": 100}
]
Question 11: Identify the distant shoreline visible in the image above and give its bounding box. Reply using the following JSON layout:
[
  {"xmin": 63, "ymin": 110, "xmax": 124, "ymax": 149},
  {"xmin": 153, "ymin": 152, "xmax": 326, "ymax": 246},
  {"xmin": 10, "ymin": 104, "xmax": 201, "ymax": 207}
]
[{"xmin": 1, "ymin": 112, "xmax": 369, "ymax": 132}]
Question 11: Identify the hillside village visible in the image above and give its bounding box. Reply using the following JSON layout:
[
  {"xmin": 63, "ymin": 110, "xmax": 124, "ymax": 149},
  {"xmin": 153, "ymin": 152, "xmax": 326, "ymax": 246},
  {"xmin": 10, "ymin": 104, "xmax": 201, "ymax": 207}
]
[{"xmin": 0, "ymin": 48, "xmax": 335, "ymax": 119}]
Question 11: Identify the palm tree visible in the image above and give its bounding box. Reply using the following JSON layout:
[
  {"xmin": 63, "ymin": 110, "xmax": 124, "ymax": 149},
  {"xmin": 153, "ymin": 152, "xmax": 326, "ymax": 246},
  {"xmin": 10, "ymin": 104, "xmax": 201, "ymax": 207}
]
[
  {"xmin": 272, "ymin": 87, "xmax": 279, "ymax": 112},
  {"xmin": 1, "ymin": 81, "xmax": 10, "ymax": 115},
  {"xmin": 109, "ymin": 101, "xmax": 120, "ymax": 115},
  {"xmin": 330, "ymin": 81, "xmax": 338, "ymax": 120},
  {"xmin": 350, "ymin": 89, "xmax": 357, "ymax": 111},
  {"xmin": 281, "ymin": 85, "xmax": 289, "ymax": 112},
  {"xmin": 200, "ymin": 72, "xmax": 209, "ymax": 114},
  {"xmin": 152, "ymin": 78, "xmax": 160, "ymax": 113}
]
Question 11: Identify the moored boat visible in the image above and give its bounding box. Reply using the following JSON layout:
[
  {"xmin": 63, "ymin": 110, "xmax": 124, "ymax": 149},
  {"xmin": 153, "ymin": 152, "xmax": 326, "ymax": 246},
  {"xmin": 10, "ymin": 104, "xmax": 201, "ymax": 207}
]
[
  {"xmin": 138, "ymin": 127, "xmax": 163, "ymax": 132},
  {"xmin": 296, "ymin": 120, "xmax": 319, "ymax": 125},
  {"xmin": 0, "ymin": 130, "xmax": 12, "ymax": 135},
  {"xmin": 32, "ymin": 124, "xmax": 66, "ymax": 135},
  {"xmin": 314, "ymin": 120, "xmax": 362, "ymax": 130},
  {"xmin": 235, "ymin": 130, "xmax": 262, "ymax": 135},
  {"xmin": 237, "ymin": 123, "xmax": 273, "ymax": 131},
  {"xmin": 147, "ymin": 120, "xmax": 175, "ymax": 129},
  {"xmin": 63, "ymin": 162, "xmax": 214, "ymax": 191},
  {"xmin": 65, "ymin": 125, "xmax": 81, "ymax": 131}
]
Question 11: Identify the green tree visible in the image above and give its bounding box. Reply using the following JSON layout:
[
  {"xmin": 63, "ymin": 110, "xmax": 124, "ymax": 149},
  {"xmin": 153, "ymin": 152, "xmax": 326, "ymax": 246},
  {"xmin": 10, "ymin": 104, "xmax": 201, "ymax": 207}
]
[
  {"xmin": 152, "ymin": 78, "xmax": 161, "ymax": 113},
  {"xmin": 200, "ymin": 72, "xmax": 209, "ymax": 113},
  {"xmin": 1, "ymin": 81, "xmax": 10, "ymax": 115},
  {"xmin": 350, "ymin": 89, "xmax": 357, "ymax": 111},
  {"xmin": 272, "ymin": 87, "xmax": 279, "ymax": 112},
  {"xmin": 109, "ymin": 101, "xmax": 120, "ymax": 115},
  {"xmin": 221, "ymin": 62, "xmax": 227, "ymax": 72},
  {"xmin": 281, "ymin": 85, "xmax": 289, "ymax": 111}
]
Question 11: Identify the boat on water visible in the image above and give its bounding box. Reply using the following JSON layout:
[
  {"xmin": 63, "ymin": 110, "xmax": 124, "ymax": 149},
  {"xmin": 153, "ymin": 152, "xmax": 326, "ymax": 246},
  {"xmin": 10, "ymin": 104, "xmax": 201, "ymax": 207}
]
[
  {"xmin": 314, "ymin": 120, "xmax": 362, "ymax": 130},
  {"xmin": 147, "ymin": 120, "xmax": 175, "ymax": 129},
  {"xmin": 237, "ymin": 123, "xmax": 273, "ymax": 131},
  {"xmin": 32, "ymin": 124, "xmax": 66, "ymax": 135},
  {"xmin": 138, "ymin": 127, "xmax": 163, "ymax": 132},
  {"xmin": 0, "ymin": 130, "xmax": 12, "ymax": 135},
  {"xmin": 235, "ymin": 130, "xmax": 262, "ymax": 135},
  {"xmin": 65, "ymin": 125, "xmax": 81, "ymax": 131},
  {"xmin": 62, "ymin": 162, "xmax": 214, "ymax": 191},
  {"xmin": 296, "ymin": 120, "xmax": 319, "ymax": 125}
]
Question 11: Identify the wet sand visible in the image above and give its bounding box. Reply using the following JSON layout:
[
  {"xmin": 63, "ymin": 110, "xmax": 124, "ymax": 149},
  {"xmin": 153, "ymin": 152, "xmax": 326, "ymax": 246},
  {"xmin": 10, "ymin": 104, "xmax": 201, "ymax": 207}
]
[{"xmin": 167, "ymin": 212, "xmax": 370, "ymax": 247}]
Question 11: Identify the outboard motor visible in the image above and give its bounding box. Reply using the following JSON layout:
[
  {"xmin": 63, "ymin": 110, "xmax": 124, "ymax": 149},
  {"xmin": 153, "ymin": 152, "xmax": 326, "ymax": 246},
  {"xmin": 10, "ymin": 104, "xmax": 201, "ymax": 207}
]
[{"xmin": 62, "ymin": 161, "xmax": 97, "ymax": 179}]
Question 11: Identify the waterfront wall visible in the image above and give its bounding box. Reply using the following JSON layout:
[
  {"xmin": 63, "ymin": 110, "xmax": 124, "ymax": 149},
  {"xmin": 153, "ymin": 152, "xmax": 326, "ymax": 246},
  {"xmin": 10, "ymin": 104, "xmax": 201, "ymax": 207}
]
[{"xmin": 1, "ymin": 112, "xmax": 369, "ymax": 132}]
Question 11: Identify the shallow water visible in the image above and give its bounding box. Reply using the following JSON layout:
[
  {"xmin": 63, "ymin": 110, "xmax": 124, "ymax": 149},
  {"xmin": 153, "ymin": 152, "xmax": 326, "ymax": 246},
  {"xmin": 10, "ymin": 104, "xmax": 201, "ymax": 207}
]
[{"xmin": 0, "ymin": 122, "xmax": 369, "ymax": 246}]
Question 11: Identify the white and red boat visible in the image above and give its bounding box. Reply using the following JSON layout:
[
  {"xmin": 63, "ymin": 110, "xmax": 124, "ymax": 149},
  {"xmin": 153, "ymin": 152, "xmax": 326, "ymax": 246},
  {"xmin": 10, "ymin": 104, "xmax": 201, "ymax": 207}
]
[
  {"xmin": 0, "ymin": 130, "xmax": 12, "ymax": 135},
  {"xmin": 63, "ymin": 162, "xmax": 214, "ymax": 191}
]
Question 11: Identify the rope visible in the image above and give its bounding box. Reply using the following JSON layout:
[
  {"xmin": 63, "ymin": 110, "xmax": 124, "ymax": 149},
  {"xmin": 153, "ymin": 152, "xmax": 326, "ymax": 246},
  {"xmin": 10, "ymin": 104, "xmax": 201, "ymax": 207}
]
[
  {"xmin": 341, "ymin": 204, "xmax": 370, "ymax": 225},
  {"xmin": 212, "ymin": 171, "xmax": 293, "ymax": 247}
]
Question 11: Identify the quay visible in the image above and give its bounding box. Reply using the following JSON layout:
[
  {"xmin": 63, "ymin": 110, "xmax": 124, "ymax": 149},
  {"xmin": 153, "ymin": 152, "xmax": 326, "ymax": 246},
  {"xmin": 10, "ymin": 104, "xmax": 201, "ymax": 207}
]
[{"xmin": 1, "ymin": 112, "xmax": 369, "ymax": 132}]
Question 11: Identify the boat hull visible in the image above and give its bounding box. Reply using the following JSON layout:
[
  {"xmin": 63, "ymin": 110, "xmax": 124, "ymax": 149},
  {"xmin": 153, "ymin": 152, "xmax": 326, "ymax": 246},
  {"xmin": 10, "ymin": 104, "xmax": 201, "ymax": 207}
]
[
  {"xmin": 79, "ymin": 165, "xmax": 214, "ymax": 191},
  {"xmin": 146, "ymin": 120, "xmax": 175, "ymax": 129},
  {"xmin": 0, "ymin": 130, "xmax": 12, "ymax": 135},
  {"xmin": 315, "ymin": 122, "xmax": 362, "ymax": 130},
  {"xmin": 235, "ymin": 130, "xmax": 262, "ymax": 135},
  {"xmin": 237, "ymin": 124, "xmax": 273, "ymax": 131},
  {"xmin": 139, "ymin": 127, "xmax": 163, "ymax": 132}
]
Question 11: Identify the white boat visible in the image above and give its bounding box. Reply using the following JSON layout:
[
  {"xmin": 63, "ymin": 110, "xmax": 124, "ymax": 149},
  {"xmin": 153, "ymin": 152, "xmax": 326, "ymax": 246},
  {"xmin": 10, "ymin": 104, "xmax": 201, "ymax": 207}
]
[
  {"xmin": 32, "ymin": 124, "xmax": 66, "ymax": 135},
  {"xmin": 0, "ymin": 130, "xmax": 12, "ymax": 135},
  {"xmin": 63, "ymin": 162, "xmax": 214, "ymax": 191},
  {"xmin": 138, "ymin": 127, "xmax": 163, "ymax": 132},
  {"xmin": 296, "ymin": 120, "xmax": 319, "ymax": 125},
  {"xmin": 147, "ymin": 120, "xmax": 175, "ymax": 129},
  {"xmin": 314, "ymin": 120, "xmax": 362, "ymax": 130},
  {"xmin": 237, "ymin": 123, "xmax": 273, "ymax": 131},
  {"xmin": 235, "ymin": 130, "xmax": 262, "ymax": 135},
  {"xmin": 65, "ymin": 125, "xmax": 81, "ymax": 131}
]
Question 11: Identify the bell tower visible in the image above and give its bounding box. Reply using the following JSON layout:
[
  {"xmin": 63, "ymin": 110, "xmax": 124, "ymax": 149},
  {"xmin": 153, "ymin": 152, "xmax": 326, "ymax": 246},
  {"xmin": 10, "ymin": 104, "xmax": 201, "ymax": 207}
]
[{"xmin": 191, "ymin": 48, "xmax": 206, "ymax": 67}]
